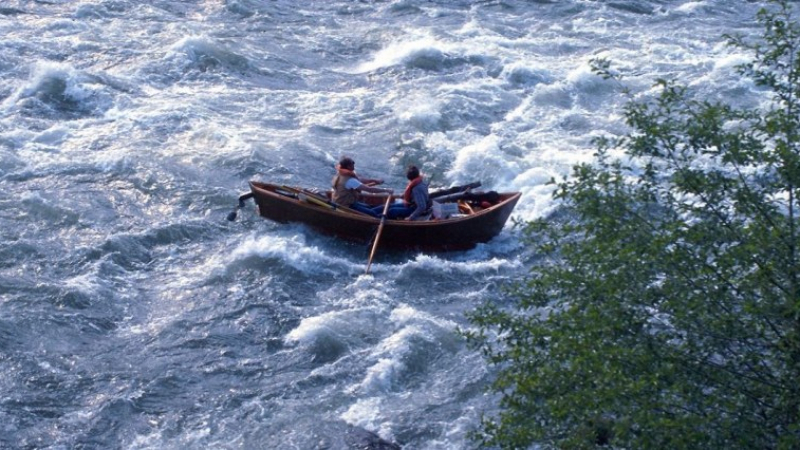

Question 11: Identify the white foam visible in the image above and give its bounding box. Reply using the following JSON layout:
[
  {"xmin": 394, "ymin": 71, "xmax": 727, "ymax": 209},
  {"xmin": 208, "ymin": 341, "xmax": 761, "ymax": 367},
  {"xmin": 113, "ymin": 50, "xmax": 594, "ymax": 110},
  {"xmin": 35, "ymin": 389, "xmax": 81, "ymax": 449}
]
[
  {"xmin": 350, "ymin": 304, "xmax": 461, "ymax": 395},
  {"xmin": 63, "ymin": 272, "xmax": 100, "ymax": 296},
  {"xmin": 530, "ymin": 82, "xmax": 574, "ymax": 109},
  {"xmin": 296, "ymin": 89, "xmax": 375, "ymax": 131},
  {"xmin": 501, "ymin": 62, "xmax": 553, "ymax": 87},
  {"xmin": 358, "ymin": 356, "xmax": 404, "ymax": 394},
  {"xmin": 711, "ymin": 53, "xmax": 752, "ymax": 74},
  {"xmin": 316, "ymin": 277, "xmax": 397, "ymax": 309},
  {"xmin": 397, "ymin": 253, "xmax": 521, "ymax": 276},
  {"xmin": 512, "ymin": 181, "xmax": 560, "ymax": 221},
  {"xmin": 396, "ymin": 94, "xmax": 442, "ymax": 132},
  {"xmin": 688, "ymin": 52, "xmax": 754, "ymax": 94},
  {"xmin": 354, "ymin": 35, "xmax": 462, "ymax": 73},
  {"xmin": 2, "ymin": 61, "xmax": 96, "ymax": 112},
  {"xmin": 284, "ymin": 307, "xmax": 381, "ymax": 347},
  {"xmin": 445, "ymin": 134, "xmax": 518, "ymax": 187},
  {"xmin": 341, "ymin": 397, "xmax": 388, "ymax": 435},
  {"xmin": 353, "ymin": 327, "xmax": 417, "ymax": 395},
  {"xmin": 32, "ymin": 127, "xmax": 70, "ymax": 146},
  {"xmin": 565, "ymin": 64, "xmax": 615, "ymax": 96},
  {"xmin": 168, "ymin": 35, "xmax": 250, "ymax": 69},
  {"xmin": 228, "ymin": 232, "xmax": 359, "ymax": 276},
  {"xmin": 674, "ymin": 1, "xmax": 708, "ymax": 14}
]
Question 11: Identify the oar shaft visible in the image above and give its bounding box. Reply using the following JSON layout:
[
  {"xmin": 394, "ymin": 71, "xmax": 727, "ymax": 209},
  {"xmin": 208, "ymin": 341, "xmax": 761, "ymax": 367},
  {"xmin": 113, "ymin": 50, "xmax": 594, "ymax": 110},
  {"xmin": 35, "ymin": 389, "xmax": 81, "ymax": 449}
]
[
  {"xmin": 281, "ymin": 185, "xmax": 367, "ymax": 216},
  {"xmin": 228, "ymin": 192, "xmax": 254, "ymax": 221},
  {"xmin": 365, "ymin": 195, "xmax": 393, "ymax": 274}
]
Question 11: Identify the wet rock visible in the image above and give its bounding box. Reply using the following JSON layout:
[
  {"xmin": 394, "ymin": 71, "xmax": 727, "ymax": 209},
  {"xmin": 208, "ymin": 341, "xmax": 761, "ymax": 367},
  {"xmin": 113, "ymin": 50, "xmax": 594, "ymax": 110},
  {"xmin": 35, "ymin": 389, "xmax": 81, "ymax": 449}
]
[{"xmin": 344, "ymin": 425, "xmax": 401, "ymax": 450}]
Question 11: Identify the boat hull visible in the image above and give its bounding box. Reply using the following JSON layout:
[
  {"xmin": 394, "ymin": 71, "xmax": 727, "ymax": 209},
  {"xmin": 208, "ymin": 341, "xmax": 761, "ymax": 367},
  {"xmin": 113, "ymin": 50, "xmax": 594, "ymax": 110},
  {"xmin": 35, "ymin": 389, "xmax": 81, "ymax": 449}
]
[{"xmin": 248, "ymin": 182, "xmax": 521, "ymax": 251}]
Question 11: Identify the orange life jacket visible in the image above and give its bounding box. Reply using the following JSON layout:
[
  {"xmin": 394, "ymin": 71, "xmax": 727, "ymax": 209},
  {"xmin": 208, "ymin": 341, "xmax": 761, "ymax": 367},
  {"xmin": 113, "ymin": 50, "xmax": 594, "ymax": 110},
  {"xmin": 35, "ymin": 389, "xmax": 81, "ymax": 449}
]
[{"xmin": 403, "ymin": 176, "xmax": 423, "ymax": 205}]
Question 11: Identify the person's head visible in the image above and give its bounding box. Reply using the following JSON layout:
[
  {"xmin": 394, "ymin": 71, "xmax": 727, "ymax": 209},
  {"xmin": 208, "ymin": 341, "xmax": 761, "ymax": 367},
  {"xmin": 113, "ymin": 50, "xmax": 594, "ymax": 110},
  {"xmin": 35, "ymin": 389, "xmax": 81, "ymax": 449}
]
[
  {"xmin": 406, "ymin": 165, "xmax": 420, "ymax": 180},
  {"xmin": 339, "ymin": 157, "xmax": 355, "ymax": 171}
]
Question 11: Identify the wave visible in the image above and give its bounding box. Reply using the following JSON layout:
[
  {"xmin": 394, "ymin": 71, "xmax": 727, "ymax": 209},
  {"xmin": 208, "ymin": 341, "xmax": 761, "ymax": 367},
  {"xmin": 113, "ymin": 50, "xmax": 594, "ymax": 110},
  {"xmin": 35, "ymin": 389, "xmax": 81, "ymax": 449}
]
[
  {"xmin": 339, "ymin": 303, "xmax": 479, "ymax": 445},
  {"xmin": 226, "ymin": 231, "xmax": 361, "ymax": 276},
  {"xmin": 445, "ymin": 134, "xmax": 520, "ymax": 188},
  {"xmin": 354, "ymin": 36, "xmax": 489, "ymax": 74},
  {"xmin": 159, "ymin": 35, "xmax": 255, "ymax": 78},
  {"xmin": 357, "ymin": 305, "xmax": 458, "ymax": 391},
  {"xmin": 2, "ymin": 62, "xmax": 115, "ymax": 120},
  {"xmin": 284, "ymin": 306, "xmax": 386, "ymax": 363},
  {"xmin": 501, "ymin": 62, "xmax": 554, "ymax": 87},
  {"xmin": 74, "ymin": 2, "xmax": 128, "ymax": 19},
  {"xmin": 606, "ymin": 1, "xmax": 656, "ymax": 15}
]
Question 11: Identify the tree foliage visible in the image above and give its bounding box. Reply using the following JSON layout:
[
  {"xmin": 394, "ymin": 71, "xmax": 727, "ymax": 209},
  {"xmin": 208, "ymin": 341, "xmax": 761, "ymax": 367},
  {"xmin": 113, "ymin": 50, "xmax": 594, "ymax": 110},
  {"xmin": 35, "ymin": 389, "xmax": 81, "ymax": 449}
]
[{"xmin": 466, "ymin": 1, "xmax": 800, "ymax": 448}]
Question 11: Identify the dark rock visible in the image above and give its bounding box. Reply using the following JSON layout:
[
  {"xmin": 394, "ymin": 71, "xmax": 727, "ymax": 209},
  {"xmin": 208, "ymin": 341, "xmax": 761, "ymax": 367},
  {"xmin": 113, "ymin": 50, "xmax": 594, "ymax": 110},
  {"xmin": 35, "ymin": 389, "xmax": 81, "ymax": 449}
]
[{"xmin": 344, "ymin": 425, "xmax": 401, "ymax": 450}]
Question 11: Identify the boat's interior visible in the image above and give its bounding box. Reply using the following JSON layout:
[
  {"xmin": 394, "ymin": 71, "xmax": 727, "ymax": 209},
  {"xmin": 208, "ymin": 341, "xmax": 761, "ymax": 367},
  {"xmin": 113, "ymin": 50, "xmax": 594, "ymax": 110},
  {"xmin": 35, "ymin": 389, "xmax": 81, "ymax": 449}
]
[
  {"xmin": 355, "ymin": 192, "xmax": 492, "ymax": 220},
  {"xmin": 263, "ymin": 182, "xmax": 506, "ymax": 220}
]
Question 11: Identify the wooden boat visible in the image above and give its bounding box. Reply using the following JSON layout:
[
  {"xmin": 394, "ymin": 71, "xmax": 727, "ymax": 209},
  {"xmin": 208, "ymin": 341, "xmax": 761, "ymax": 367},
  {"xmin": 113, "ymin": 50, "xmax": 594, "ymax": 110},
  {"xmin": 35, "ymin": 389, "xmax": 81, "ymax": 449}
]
[{"xmin": 233, "ymin": 181, "xmax": 521, "ymax": 251}]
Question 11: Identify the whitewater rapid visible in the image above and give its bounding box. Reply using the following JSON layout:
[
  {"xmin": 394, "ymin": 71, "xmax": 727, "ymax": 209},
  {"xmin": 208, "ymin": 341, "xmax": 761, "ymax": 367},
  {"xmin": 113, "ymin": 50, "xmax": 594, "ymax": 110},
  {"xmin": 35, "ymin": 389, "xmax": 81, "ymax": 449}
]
[{"xmin": 0, "ymin": 1, "xmax": 768, "ymax": 448}]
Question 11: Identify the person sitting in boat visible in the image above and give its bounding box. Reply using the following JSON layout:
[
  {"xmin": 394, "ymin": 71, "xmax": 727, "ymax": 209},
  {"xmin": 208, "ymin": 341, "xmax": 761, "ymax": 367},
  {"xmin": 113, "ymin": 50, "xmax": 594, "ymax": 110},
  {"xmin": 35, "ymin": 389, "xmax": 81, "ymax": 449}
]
[
  {"xmin": 332, "ymin": 157, "xmax": 394, "ymax": 217},
  {"xmin": 387, "ymin": 165, "xmax": 432, "ymax": 221}
]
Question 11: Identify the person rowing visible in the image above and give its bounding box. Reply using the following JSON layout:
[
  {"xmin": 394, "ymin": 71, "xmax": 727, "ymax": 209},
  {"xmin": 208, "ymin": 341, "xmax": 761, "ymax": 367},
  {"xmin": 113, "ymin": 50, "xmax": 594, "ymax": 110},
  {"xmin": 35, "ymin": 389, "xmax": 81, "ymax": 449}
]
[{"xmin": 331, "ymin": 157, "xmax": 394, "ymax": 217}]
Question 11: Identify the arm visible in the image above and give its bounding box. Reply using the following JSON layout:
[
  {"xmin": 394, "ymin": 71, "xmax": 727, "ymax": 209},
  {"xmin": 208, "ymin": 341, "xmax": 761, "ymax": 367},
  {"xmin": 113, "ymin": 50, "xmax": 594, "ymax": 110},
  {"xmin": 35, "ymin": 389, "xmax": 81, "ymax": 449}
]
[
  {"xmin": 406, "ymin": 185, "xmax": 429, "ymax": 220},
  {"xmin": 347, "ymin": 178, "xmax": 392, "ymax": 195},
  {"xmin": 359, "ymin": 184, "xmax": 393, "ymax": 195}
]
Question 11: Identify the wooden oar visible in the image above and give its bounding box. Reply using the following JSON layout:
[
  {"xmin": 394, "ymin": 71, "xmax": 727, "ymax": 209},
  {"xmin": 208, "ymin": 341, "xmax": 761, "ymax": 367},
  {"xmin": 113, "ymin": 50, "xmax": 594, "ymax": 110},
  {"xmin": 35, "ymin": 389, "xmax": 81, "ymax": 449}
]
[
  {"xmin": 280, "ymin": 185, "xmax": 367, "ymax": 216},
  {"xmin": 365, "ymin": 195, "xmax": 393, "ymax": 274}
]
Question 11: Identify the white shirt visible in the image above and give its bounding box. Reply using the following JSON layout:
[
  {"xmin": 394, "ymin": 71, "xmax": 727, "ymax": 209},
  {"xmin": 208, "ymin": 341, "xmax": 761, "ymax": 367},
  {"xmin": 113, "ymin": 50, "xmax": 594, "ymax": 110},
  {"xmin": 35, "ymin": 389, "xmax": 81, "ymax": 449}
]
[{"xmin": 344, "ymin": 178, "xmax": 362, "ymax": 190}]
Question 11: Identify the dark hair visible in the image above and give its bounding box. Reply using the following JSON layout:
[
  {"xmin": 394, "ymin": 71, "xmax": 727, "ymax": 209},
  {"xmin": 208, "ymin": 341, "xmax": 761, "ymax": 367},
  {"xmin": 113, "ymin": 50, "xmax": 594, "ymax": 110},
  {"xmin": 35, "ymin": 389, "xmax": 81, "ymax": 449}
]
[
  {"xmin": 339, "ymin": 157, "xmax": 355, "ymax": 170},
  {"xmin": 406, "ymin": 165, "xmax": 420, "ymax": 180}
]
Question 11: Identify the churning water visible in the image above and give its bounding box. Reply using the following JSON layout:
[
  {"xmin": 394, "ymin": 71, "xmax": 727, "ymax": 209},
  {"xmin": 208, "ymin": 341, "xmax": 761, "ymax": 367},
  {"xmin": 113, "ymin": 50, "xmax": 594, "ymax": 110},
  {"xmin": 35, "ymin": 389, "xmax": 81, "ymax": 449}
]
[{"xmin": 0, "ymin": 1, "xmax": 768, "ymax": 448}]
